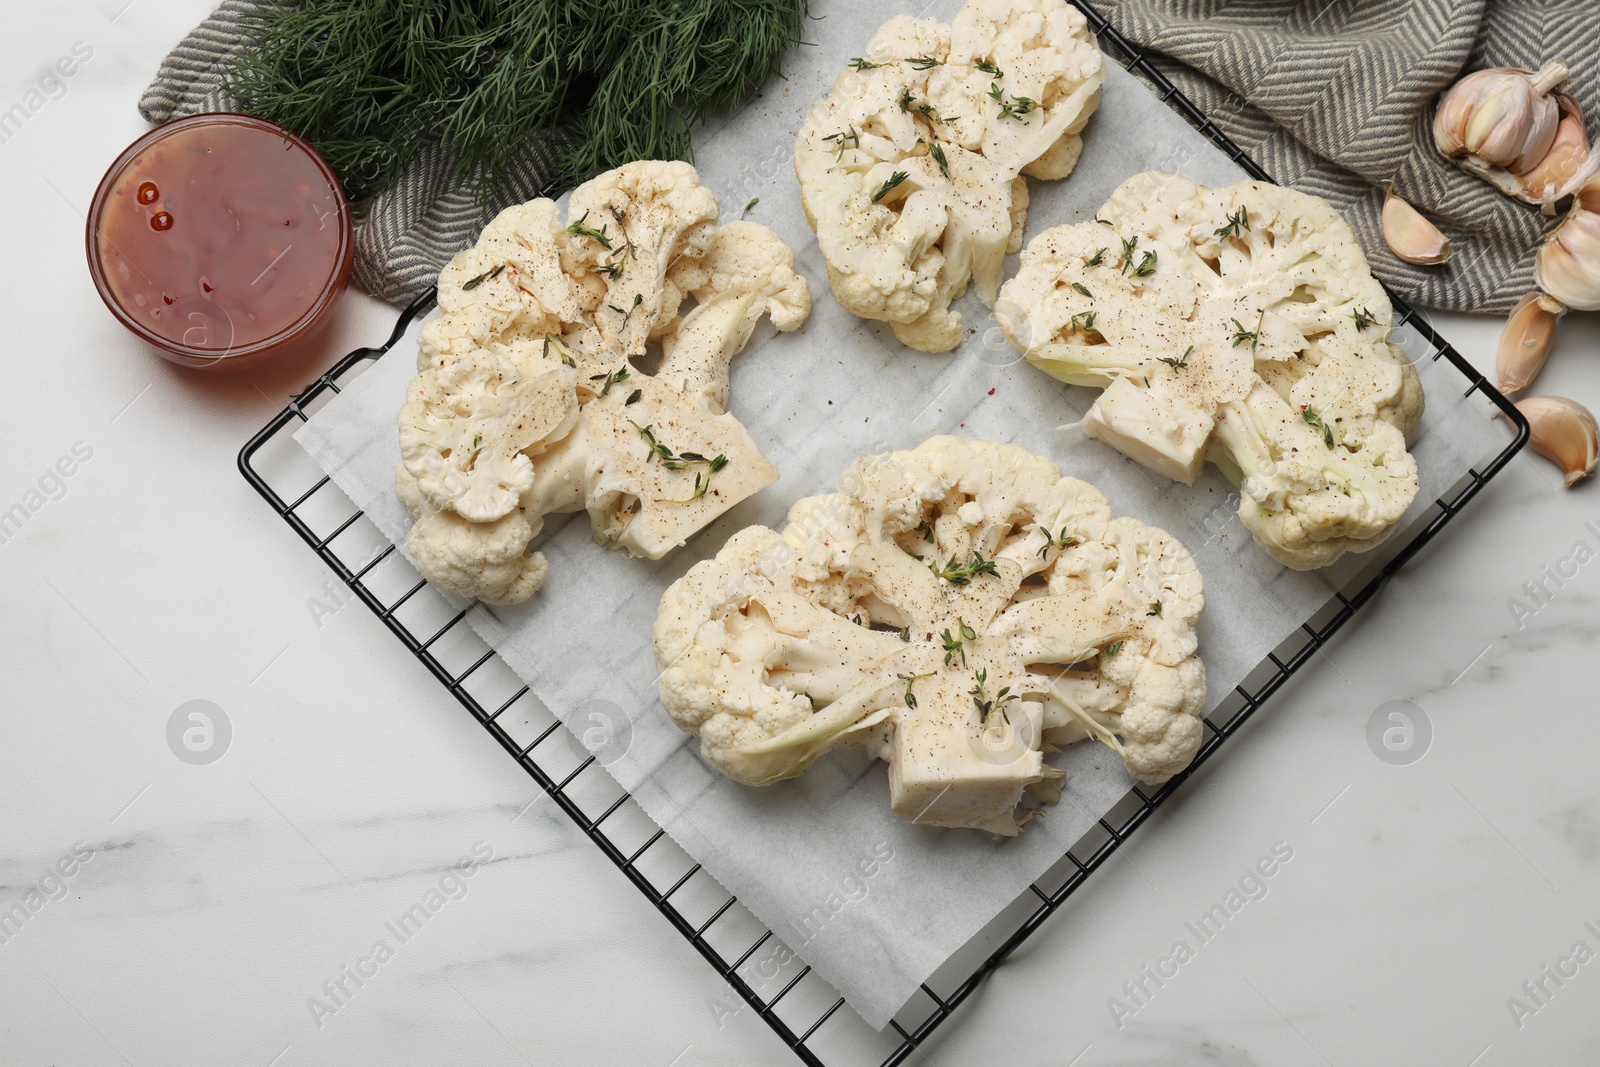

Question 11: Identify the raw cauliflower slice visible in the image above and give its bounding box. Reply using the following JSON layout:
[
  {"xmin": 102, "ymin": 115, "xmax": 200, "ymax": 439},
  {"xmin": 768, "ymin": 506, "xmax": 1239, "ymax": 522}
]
[
  {"xmin": 397, "ymin": 162, "xmax": 811, "ymax": 605},
  {"xmin": 997, "ymin": 171, "xmax": 1425, "ymax": 570},
  {"xmin": 654, "ymin": 436, "xmax": 1208, "ymax": 835},
  {"xmin": 794, "ymin": 0, "xmax": 1103, "ymax": 352}
]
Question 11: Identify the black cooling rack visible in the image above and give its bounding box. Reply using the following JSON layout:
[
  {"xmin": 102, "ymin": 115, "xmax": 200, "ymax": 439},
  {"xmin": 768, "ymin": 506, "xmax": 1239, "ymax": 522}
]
[{"xmin": 238, "ymin": 6, "xmax": 1530, "ymax": 1063}]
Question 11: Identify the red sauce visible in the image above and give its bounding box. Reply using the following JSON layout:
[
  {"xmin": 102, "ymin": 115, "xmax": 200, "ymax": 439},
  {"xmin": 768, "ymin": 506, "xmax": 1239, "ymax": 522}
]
[{"xmin": 89, "ymin": 114, "xmax": 351, "ymax": 365}]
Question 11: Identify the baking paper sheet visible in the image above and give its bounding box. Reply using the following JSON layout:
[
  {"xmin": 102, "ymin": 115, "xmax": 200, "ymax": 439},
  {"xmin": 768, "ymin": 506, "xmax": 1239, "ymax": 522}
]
[{"xmin": 295, "ymin": 0, "xmax": 1511, "ymax": 1030}]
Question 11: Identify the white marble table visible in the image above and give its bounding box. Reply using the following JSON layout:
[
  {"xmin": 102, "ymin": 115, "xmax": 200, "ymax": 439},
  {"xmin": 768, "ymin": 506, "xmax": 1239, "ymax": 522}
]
[{"xmin": 5, "ymin": 3, "xmax": 1600, "ymax": 1064}]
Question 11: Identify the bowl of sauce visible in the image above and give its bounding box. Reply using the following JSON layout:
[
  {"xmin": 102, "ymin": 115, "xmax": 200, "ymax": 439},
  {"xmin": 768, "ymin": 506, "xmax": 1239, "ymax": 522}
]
[{"xmin": 86, "ymin": 113, "xmax": 353, "ymax": 369}]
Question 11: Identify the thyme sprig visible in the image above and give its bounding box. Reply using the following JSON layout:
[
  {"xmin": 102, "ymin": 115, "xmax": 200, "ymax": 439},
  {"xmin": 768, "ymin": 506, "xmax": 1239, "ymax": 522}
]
[
  {"xmin": 589, "ymin": 366, "xmax": 630, "ymax": 397},
  {"xmin": 928, "ymin": 551, "xmax": 1000, "ymax": 585},
  {"xmin": 897, "ymin": 672, "xmax": 933, "ymax": 709},
  {"xmin": 930, "ymin": 142, "xmax": 950, "ymax": 179},
  {"xmin": 872, "ymin": 171, "xmax": 909, "ymax": 203},
  {"xmin": 1230, "ymin": 310, "xmax": 1264, "ymax": 352},
  {"xmin": 1353, "ymin": 306, "xmax": 1377, "ymax": 331},
  {"xmin": 544, "ymin": 332, "xmax": 575, "ymax": 368},
  {"xmin": 1157, "ymin": 345, "xmax": 1193, "ymax": 371},
  {"xmin": 848, "ymin": 57, "xmax": 880, "ymax": 71},
  {"xmin": 461, "ymin": 263, "xmax": 505, "ymax": 291},
  {"xmin": 564, "ymin": 210, "xmax": 613, "ymax": 249},
  {"xmin": 988, "ymin": 82, "xmax": 1038, "ymax": 120},
  {"xmin": 1037, "ymin": 526, "xmax": 1080, "ymax": 558},
  {"xmin": 1068, "ymin": 310, "xmax": 1097, "ymax": 335},
  {"xmin": 942, "ymin": 620, "xmax": 977, "ymax": 667},
  {"xmin": 1214, "ymin": 206, "xmax": 1251, "ymax": 239},
  {"xmin": 974, "ymin": 59, "xmax": 1003, "ymax": 77},
  {"xmin": 908, "ymin": 55, "xmax": 941, "ymax": 70},
  {"xmin": 970, "ymin": 669, "xmax": 1018, "ymax": 725},
  {"xmin": 1300, "ymin": 406, "xmax": 1336, "ymax": 448}
]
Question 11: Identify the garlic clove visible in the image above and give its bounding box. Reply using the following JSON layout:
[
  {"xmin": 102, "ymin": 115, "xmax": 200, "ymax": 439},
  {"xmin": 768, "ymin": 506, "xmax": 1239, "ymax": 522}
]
[
  {"xmin": 1536, "ymin": 205, "xmax": 1600, "ymax": 311},
  {"xmin": 1496, "ymin": 292, "xmax": 1564, "ymax": 396},
  {"xmin": 1518, "ymin": 395, "xmax": 1599, "ymax": 487},
  {"xmin": 1518, "ymin": 99, "xmax": 1599, "ymax": 212},
  {"xmin": 1381, "ymin": 190, "xmax": 1452, "ymax": 264}
]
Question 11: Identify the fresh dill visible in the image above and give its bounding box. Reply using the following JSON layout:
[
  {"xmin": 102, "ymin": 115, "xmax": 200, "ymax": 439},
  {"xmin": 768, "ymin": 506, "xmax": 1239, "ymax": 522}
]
[{"xmin": 223, "ymin": 0, "xmax": 808, "ymax": 203}]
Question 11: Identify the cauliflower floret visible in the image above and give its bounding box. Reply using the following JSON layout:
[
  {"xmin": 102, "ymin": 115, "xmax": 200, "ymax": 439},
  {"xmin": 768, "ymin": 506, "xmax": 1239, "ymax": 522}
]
[
  {"xmin": 794, "ymin": 0, "xmax": 1103, "ymax": 352},
  {"xmin": 398, "ymin": 162, "xmax": 811, "ymax": 604},
  {"xmin": 654, "ymin": 436, "xmax": 1209, "ymax": 834},
  {"xmin": 997, "ymin": 171, "xmax": 1426, "ymax": 570}
]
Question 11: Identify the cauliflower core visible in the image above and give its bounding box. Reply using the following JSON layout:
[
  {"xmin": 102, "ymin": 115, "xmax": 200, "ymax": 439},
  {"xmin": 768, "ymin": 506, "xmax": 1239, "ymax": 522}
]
[
  {"xmin": 654, "ymin": 436, "xmax": 1207, "ymax": 835},
  {"xmin": 396, "ymin": 161, "xmax": 811, "ymax": 604},
  {"xmin": 997, "ymin": 172, "xmax": 1425, "ymax": 570},
  {"xmin": 794, "ymin": 0, "xmax": 1103, "ymax": 352}
]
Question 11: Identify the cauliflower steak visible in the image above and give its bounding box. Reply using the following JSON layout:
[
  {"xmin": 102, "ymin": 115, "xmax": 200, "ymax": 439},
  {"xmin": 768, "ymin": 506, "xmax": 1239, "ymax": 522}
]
[
  {"xmin": 794, "ymin": 0, "xmax": 1103, "ymax": 352},
  {"xmin": 654, "ymin": 437, "xmax": 1207, "ymax": 835},
  {"xmin": 997, "ymin": 172, "xmax": 1425, "ymax": 570},
  {"xmin": 397, "ymin": 161, "xmax": 811, "ymax": 604}
]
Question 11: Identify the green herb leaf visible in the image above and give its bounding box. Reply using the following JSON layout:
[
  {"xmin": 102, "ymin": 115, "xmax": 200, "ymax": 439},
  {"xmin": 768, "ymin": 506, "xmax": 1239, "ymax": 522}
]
[
  {"xmin": 1353, "ymin": 306, "xmax": 1377, "ymax": 331},
  {"xmin": 872, "ymin": 171, "xmax": 909, "ymax": 203},
  {"xmin": 1132, "ymin": 249, "xmax": 1158, "ymax": 277},
  {"xmin": 930, "ymin": 142, "xmax": 950, "ymax": 179},
  {"xmin": 849, "ymin": 57, "xmax": 880, "ymax": 70},
  {"xmin": 461, "ymin": 264, "xmax": 506, "ymax": 291},
  {"xmin": 1069, "ymin": 309, "xmax": 1097, "ymax": 335},
  {"xmin": 1157, "ymin": 345, "xmax": 1193, "ymax": 371},
  {"xmin": 625, "ymin": 388, "xmax": 642, "ymax": 405},
  {"xmin": 564, "ymin": 210, "xmax": 613, "ymax": 249},
  {"xmin": 973, "ymin": 59, "xmax": 1003, "ymax": 77},
  {"xmin": 908, "ymin": 55, "xmax": 941, "ymax": 70},
  {"xmin": 1072, "ymin": 282, "xmax": 1094, "ymax": 299},
  {"xmin": 1214, "ymin": 206, "xmax": 1250, "ymax": 239},
  {"xmin": 1301, "ymin": 406, "xmax": 1336, "ymax": 448},
  {"xmin": 987, "ymin": 81, "xmax": 1038, "ymax": 120},
  {"xmin": 1082, "ymin": 247, "xmax": 1106, "ymax": 267}
]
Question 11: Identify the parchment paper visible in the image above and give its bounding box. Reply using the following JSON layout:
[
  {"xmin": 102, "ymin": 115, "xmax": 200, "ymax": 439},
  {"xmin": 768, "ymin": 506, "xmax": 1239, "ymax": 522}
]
[{"xmin": 295, "ymin": 0, "xmax": 1511, "ymax": 1030}]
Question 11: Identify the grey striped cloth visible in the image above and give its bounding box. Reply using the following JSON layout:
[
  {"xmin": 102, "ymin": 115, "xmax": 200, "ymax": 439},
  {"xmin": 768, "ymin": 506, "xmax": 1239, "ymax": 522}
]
[
  {"xmin": 142, "ymin": 1, "xmax": 1597, "ymax": 312},
  {"xmin": 138, "ymin": 0, "xmax": 562, "ymax": 307},
  {"xmin": 1099, "ymin": 0, "xmax": 1600, "ymax": 314}
]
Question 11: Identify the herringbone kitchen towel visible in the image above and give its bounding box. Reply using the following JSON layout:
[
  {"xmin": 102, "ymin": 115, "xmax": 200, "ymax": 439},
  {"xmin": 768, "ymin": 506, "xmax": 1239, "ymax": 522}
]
[
  {"xmin": 1099, "ymin": 0, "xmax": 1600, "ymax": 313},
  {"xmin": 137, "ymin": 0, "xmax": 562, "ymax": 307},
  {"xmin": 143, "ymin": 0, "xmax": 1598, "ymax": 312}
]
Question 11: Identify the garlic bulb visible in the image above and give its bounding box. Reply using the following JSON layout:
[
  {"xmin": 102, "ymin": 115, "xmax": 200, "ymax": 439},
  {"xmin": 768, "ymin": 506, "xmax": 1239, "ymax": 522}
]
[
  {"xmin": 1434, "ymin": 60, "xmax": 1596, "ymax": 207},
  {"xmin": 1536, "ymin": 199, "xmax": 1600, "ymax": 311},
  {"xmin": 1496, "ymin": 292, "xmax": 1563, "ymax": 396},
  {"xmin": 1517, "ymin": 395, "xmax": 1598, "ymax": 487},
  {"xmin": 1381, "ymin": 190, "xmax": 1452, "ymax": 264},
  {"xmin": 1434, "ymin": 61, "xmax": 1567, "ymax": 172}
]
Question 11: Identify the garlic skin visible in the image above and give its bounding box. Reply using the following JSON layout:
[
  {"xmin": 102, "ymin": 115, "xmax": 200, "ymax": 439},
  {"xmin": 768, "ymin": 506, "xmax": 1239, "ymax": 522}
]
[
  {"xmin": 1381, "ymin": 190, "xmax": 1452, "ymax": 264},
  {"xmin": 1536, "ymin": 204, "xmax": 1600, "ymax": 311},
  {"xmin": 1434, "ymin": 60, "xmax": 1596, "ymax": 207},
  {"xmin": 1519, "ymin": 102, "xmax": 1600, "ymax": 212},
  {"xmin": 1518, "ymin": 395, "xmax": 1598, "ymax": 487},
  {"xmin": 1496, "ymin": 292, "xmax": 1564, "ymax": 396}
]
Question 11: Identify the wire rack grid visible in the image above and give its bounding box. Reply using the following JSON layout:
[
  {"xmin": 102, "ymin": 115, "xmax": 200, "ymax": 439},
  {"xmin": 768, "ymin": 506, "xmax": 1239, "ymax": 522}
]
[{"xmin": 238, "ymin": 5, "xmax": 1529, "ymax": 1063}]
